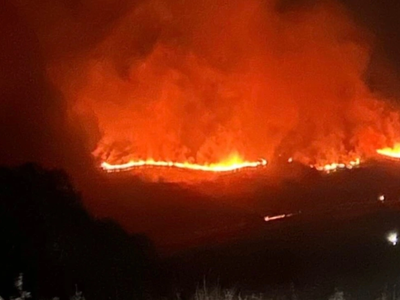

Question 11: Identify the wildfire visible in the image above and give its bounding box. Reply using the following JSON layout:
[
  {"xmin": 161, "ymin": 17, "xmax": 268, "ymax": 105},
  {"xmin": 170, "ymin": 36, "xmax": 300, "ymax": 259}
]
[
  {"xmin": 376, "ymin": 144, "xmax": 400, "ymax": 159},
  {"xmin": 312, "ymin": 158, "xmax": 361, "ymax": 173},
  {"xmin": 101, "ymin": 156, "xmax": 364, "ymax": 175},
  {"xmin": 99, "ymin": 143, "xmax": 400, "ymax": 176},
  {"xmin": 101, "ymin": 154, "xmax": 268, "ymax": 173}
]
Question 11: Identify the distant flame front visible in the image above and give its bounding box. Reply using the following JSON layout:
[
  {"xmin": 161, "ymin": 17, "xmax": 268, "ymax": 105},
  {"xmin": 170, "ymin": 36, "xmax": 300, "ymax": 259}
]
[
  {"xmin": 100, "ymin": 154, "xmax": 364, "ymax": 175},
  {"xmin": 312, "ymin": 158, "xmax": 361, "ymax": 173},
  {"xmin": 377, "ymin": 144, "xmax": 400, "ymax": 159},
  {"xmin": 101, "ymin": 153, "xmax": 267, "ymax": 173}
]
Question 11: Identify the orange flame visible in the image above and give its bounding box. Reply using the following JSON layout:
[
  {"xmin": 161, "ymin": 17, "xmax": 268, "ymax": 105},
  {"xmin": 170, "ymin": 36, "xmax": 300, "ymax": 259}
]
[
  {"xmin": 101, "ymin": 153, "xmax": 267, "ymax": 173},
  {"xmin": 312, "ymin": 158, "xmax": 361, "ymax": 173},
  {"xmin": 376, "ymin": 144, "xmax": 400, "ymax": 159},
  {"xmin": 101, "ymin": 155, "xmax": 364, "ymax": 175}
]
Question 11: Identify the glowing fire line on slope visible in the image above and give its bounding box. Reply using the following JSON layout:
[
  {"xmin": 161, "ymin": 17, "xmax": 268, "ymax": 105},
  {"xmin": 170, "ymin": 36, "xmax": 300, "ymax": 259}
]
[
  {"xmin": 101, "ymin": 158, "xmax": 268, "ymax": 173},
  {"xmin": 99, "ymin": 141, "xmax": 400, "ymax": 174},
  {"xmin": 100, "ymin": 157, "xmax": 362, "ymax": 174},
  {"xmin": 312, "ymin": 158, "xmax": 361, "ymax": 173}
]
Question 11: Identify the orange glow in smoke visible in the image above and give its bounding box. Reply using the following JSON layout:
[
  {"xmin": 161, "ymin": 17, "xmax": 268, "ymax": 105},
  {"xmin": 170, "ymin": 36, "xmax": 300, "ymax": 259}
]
[
  {"xmin": 101, "ymin": 153, "xmax": 267, "ymax": 173},
  {"xmin": 41, "ymin": 0, "xmax": 400, "ymax": 181},
  {"xmin": 376, "ymin": 144, "xmax": 400, "ymax": 159}
]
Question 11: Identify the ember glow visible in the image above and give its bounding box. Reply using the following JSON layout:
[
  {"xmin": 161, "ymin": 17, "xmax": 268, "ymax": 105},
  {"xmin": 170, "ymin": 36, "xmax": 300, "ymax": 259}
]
[
  {"xmin": 377, "ymin": 144, "xmax": 400, "ymax": 159},
  {"xmin": 101, "ymin": 156, "xmax": 363, "ymax": 175},
  {"xmin": 312, "ymin": 158, "xmax": 362, "ymax": 173},
  {"xmin": 101, "ymin": 154, "xmax": 267, "ymax": 173}
]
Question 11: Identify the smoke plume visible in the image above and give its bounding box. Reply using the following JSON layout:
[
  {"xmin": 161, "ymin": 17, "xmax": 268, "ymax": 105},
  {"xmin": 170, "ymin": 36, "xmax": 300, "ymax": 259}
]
[{"xmin": 8, "ymin": 0, "xmax": 400, "ymax": 169}]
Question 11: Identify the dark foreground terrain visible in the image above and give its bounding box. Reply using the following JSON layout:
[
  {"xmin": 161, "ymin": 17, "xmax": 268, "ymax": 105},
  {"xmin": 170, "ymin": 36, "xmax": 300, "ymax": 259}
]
[
  {"xmin": 1, "ymin": 161, "xmax": 400, "ymax": 299},
  {"xmin": 0, "ymin": 163, "xmax": 158, "ymax": 300},
  {"xmin": 164, "ymin": 203, "xmax": 400, "ymax": 299},
  {"xmin": 155, "ymin": 160, "xmax": 400, "ymax": 299}
]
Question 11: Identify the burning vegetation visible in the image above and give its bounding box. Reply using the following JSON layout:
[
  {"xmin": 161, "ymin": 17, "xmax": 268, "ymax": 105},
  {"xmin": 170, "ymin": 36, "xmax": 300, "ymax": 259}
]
[
  {"xmin": 376, "ymin": 143, "xmax": 400, "ymax": 159},
  {"xmin": 14, "ymin": 0, "xmax": 400, "ymax": 179},
  {"xmin": 101, "ymin": 155, "xmax": 267, "ymax": 173}
]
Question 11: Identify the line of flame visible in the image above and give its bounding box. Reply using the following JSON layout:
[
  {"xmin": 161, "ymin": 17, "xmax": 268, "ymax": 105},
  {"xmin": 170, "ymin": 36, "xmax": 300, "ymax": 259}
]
[
  {"xmin": 101, "ymin": 157, "xmax": 362, "ymax": 174},
  {"xmin": 312, "ymin": 158, "xmax": 361, "ymax": 173},
  {"xmin": 101, "ymin": 158, "xmax": 268, "ymax": 173},
  {"xmin": 99, "ymin": 143, "xmax": 400, "ymax": 174},
  {"xmin": 376, "ymin": 144, "xmax": 400, "ymax": 159}
]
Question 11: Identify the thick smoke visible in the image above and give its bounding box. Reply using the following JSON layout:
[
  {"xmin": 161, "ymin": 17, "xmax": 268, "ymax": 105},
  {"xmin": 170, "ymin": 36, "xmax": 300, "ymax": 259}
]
[
  {"xmin": 0, "ymin": 0, "xmax": 90, "ymax": 174},
  {"xmin": 9, "ymin": 0, "xmax": 400, "ymax": 169}
]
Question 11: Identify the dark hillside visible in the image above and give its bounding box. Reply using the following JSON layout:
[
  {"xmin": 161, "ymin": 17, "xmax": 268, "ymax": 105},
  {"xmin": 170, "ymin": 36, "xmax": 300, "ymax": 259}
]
[{"xmin": 0, "ymin": 163, "xmax": 156, "ymax": 300}]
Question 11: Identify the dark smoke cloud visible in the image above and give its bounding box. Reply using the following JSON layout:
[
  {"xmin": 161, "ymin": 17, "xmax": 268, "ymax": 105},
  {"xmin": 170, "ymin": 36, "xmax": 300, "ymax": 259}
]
[
  {"xmin": 0, "ymin": 0, "xmax": 69, "ymax": 167},
  {"xmin": 0, "ymin": 0, "xmax": 115, "ymax": 184}
]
